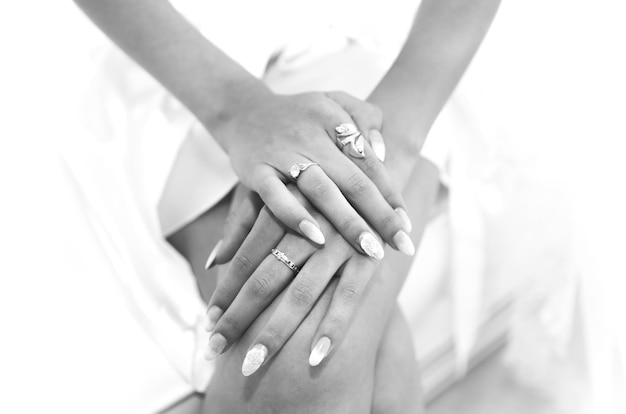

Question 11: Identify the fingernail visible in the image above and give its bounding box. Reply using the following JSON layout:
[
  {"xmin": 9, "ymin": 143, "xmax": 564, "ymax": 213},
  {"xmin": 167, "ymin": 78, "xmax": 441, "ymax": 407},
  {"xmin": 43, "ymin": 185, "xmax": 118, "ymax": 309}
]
[
  {"xmin": 204, "ymin": 239, "xmax": 222, "ymax": 269},
  {"xmin": 299, "ymin": 219, "xmax": 325, "ymax": 245},
  {"xmin": 358, "ymin": 232, "xmax": 384, "ymax": 260},
  {"xmin": 369, "ymin": 129, "xmax": 386, "ymax": 162},
  {"xmin": 393, "ymin": 230, "xmax": 415, "ymax": 256},
  {"xmin": 204, "ymin": 306, "xmax": 223, "ymax": 332},
  {"xmin": 309, "ymin": 336, "xmax": 331, "ymax": 367},
  {"xmin": 205, "ymin": 333, "xmax": 227, "ymax": 361},
  {"xmin": 395, "ymin": 208, "xmax": 412, "ymax": 232},
  {"xmin": 242, "ymin": 344, "xmax": 268, "ymax": 376}
]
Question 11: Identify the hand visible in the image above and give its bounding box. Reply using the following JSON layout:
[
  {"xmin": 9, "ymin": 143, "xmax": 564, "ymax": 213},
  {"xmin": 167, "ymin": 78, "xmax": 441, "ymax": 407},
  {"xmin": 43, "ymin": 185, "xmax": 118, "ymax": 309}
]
[
  {"xmin": 204, "ymin": 155, "xmax": 440, "ymax": 374},
  {"xmin": 205, "ymin": 185, "xmax": 386, "ymax": 374},
  {"xmin": 211, "ymin": 89, "xmax": 415, "ymax": 259}
]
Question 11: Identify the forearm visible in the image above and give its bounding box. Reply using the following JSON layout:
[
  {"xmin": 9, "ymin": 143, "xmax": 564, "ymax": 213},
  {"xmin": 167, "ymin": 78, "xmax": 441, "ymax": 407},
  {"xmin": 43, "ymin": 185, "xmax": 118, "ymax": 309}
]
[
  {"xmin": 73, "ymin": 0, "xmax": 269, "ymax": 149},
  {"xmin": 371, "ymin": 0, "xmax": 501, "ymax": 186}
]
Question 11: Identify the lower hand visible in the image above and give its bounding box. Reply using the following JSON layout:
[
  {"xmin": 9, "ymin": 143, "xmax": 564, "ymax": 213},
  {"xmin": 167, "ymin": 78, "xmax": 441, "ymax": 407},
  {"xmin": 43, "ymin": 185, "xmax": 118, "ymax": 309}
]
[{"xmin": 205, "ymin": 185, "xmax": 384, "ymax": 375}]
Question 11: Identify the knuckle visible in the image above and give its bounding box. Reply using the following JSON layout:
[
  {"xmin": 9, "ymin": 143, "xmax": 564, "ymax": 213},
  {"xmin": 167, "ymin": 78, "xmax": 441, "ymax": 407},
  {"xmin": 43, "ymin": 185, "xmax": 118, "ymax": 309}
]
[
  {"xmin": 308, "ymin": 179, "xmax": 330, "ymax": 200},
  {"xmin": 336, "ymin": 214, "xmax": 360, "ymax": 236},
  {"xmin": 249, "ymin": 272, "xmax": 274, "ymax": 299},
  {"xmin": 261, "ymin": 324, "xmax": 284, "ymax": 349},
  {"xmin": 380, "ymin": 212, "xmax": 401, "ymax": 231},
  {"xmin": 289, "ymin": 281, "xmax": 316, "ymax": 307},
  {"xmin": 326, "ymin": 315, "xmax": 347, "ymax": 334},
  {"xmin": 218, "ymin": 313, "xmax": 241, "ymax": 335},
  {"xmin": 338, "ymin": 281, "xmax": 361, "ymax": 304},
  {"xmin": 232, "ymin": 253, "xmax": 254, "ymax": 274},
  {"xmin": 346, "ymin": 172, "xmax": 369, "ymax": 197},
  {"xmin": 362, "ymin": 153, "xmax": 380, "ymax": 171}
]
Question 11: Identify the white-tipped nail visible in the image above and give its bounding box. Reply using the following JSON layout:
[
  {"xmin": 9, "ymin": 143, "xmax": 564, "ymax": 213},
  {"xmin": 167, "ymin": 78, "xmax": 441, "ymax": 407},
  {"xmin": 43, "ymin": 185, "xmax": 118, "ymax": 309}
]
[
  {"xmin": 393, "ymin": 230, "xmax": 415, "ymax": 256},
  {"xmin": 204, "ymin": 306, "xmax": 223, "ymax": 332},
  {"xmin": 299, "ymin": 220, "xmax": 325, "ymax": 245},
  {"xmin": 369, "ymin": 129, "xmax": 386, "ymax": 162},
  {"xmin": 242, "ymin": 344, "xmax": 268, "ymax": 376},
  {"xmin": 309, "ymin": 336, "xmax": 331, "ymax": 366},
  {"xmin": 358, "ymin": 232, "xmax": 384, "ymax": 260},
  {"xmin": 205, "ymin": 333, "xmax": 227, "ymax": 361},
  {"xmin": 395, "ymin": 208, "xmax": 412, "ymax": 232},
  {"xmin": 204, "ymin": 240, "xmax": 223, "ymax": 269}
]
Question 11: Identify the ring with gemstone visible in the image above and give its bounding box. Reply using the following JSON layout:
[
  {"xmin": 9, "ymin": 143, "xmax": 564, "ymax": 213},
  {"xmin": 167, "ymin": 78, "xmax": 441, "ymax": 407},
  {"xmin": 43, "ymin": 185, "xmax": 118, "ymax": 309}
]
[
  {"xmin": 271, "ymin": 248, "xmax": 300, "ymax": 273},
  {"xmin": 335, "ymin": 123, "xmax": 365, "ymax": 158},
  {"xmin": 289, "ymin": 162, "xmax": 319, "ymax": 180}
]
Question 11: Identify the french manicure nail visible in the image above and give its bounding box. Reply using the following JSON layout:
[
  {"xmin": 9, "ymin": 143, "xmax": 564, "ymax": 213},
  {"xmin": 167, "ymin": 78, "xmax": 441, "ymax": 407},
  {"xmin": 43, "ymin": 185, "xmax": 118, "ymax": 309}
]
[
  {"xmin": 242, "ymin": 344, "xmax": 268, "ymax": 376},
  {"xmin": 395, "ymin": 208, "xmax": 412, "ymax": 232},
  {"xmin": 358, "ymin": 232, "xmax": 384, "ymax": 260},
  {"xmin": 205, "ymin": 333, "xmax": 227, "ymax": 361},
  {"xmin": 204, "ymin": 306, "xmax": 223, "ymax": 332},
  {"xmin": 204, "ymin": 239, "xmax": 223, "ymax": 269},
  {"xmin": 369, "ymin": 129, "xmax": 386, "ymax": 162},
  {"xmin": 309, "ymin": 336, "xmax": 331, "ymax": 366},
  {"xmin": 393, "ymin": 230, "xmax": 415, "ymax": 256},
  {"xmin": 299, "ymin": 220, "xmax": 325, "ymax": 245}
]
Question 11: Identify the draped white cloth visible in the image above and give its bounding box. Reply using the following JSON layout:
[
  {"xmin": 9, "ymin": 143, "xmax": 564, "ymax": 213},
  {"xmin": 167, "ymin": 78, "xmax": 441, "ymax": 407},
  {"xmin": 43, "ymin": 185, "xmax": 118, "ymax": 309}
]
[{"xmin": 3, "ymin": 1, "xmax": 624, "ymax": 413}]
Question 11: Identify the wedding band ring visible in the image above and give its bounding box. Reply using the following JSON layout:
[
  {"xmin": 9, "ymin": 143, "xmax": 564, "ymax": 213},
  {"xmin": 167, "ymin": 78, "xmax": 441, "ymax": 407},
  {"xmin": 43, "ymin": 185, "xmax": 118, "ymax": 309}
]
[
  {"xmin": 335, "ymin": 123, "xmax": 365, "ymax": 158},
  {"xmin": 289, "ymin": 162, "xmax": 318, "ymax": 180},
  {"xmin": 271, "ymin": 248, "xmax": 300, "ymax": 273}
]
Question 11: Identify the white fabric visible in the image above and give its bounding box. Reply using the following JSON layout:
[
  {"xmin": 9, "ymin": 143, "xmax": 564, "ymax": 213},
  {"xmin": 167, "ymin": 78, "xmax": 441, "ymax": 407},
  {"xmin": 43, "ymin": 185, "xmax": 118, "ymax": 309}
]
[
  {"xmin": 6, "ymin": 0, "xmax": 623, "ymax": 412},
  {"xmin": 61, "ymin": 0, "xmax": 425, "ymax": 396}
]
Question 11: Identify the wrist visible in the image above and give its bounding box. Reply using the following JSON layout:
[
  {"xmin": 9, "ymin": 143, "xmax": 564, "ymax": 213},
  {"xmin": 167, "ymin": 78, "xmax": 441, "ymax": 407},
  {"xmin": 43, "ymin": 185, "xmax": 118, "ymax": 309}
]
[{"xmin": 199, "ymin": 77, "xmax": 273, "ymax": 151}]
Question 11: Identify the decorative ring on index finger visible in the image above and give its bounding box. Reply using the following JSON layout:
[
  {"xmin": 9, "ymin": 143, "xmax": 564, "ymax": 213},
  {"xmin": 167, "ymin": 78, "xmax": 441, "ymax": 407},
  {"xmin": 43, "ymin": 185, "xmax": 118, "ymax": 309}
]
[
  {"xmin": 289, "ymin": 162, "xmax": 319, "ymax": 180},
  {"xmin": 271, "ymin": 248, "xmax": 300, "ymax": 274},
  {"xmin": 335, "ymin": 123, "xmax": 365, "ymax": 159}
]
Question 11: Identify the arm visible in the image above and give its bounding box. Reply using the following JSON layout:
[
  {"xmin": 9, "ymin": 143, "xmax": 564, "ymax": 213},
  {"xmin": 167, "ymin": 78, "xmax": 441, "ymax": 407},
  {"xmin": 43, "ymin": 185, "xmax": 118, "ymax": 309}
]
[
  {"xmin": 372, "ymin": 0, "xmax": 502, "ymax": 188},
  {"xmin": 205, "ymin": 0, "xmax": 502, "ymax": 361},
  {"xmin": 74, "ymin": 0, "xmax": 414, "ymax": 261}
]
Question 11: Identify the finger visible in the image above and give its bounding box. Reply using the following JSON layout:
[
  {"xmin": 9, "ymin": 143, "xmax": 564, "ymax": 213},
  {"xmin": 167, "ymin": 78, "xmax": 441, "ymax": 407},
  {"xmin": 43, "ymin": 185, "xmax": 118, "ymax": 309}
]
[
  {"xmin": 253, "ymin": 164, "xmax": 326, "ymax": 245},
  {"xmin": 297, "ymin": 158, "xmax": 414, "ymax": 257},
  {"xmin": 343, "ymin": 137, "xmax": 412, "ymax": 233},
  {"xmin": 295, "ymin": 164, "xmax": 386, "ymax": 260},
  {"xmin": 310, "ymin": 98, "xmax": 413, "ymax": 251},
  {"xmin": 207, "ymin": 190, "xmax": 264, "ymax": 269},
  {"xmin": 240, "ymin": 245, "xmax": 349, "ymax": 376},
  {"xmin": 325, "ymin": 91, "xmax": 386, "ymax": 161},
  {"xmin": 207, "ymin": 233, "xmax": 316, "ymax": 360},
  {"xmin": 308, "ymin": 257, "xmax": 376, "ymax": 367},
  {"xmin": 205, "ymin": 206, "xmax": 285, "ymax": 331},
  {"xmin": 325, "ymin": 152, "xmax": 414, "ymax": 255}
]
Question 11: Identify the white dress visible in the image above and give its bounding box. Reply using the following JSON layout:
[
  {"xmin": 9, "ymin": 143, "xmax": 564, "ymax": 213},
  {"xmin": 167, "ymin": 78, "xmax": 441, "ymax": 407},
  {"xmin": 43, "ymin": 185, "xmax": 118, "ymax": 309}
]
[{"xmin": 10, "ymin": 0, "xmax": 621, "ymax": 412}]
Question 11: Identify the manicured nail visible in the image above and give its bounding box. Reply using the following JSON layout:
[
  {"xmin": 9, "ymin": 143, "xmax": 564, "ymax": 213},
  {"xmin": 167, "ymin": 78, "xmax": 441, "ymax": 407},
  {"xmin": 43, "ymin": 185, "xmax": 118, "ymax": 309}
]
[
  {"xmin": 204, "ymin": 239, "xmax": 222, "ymax": 269},
  {"xmin": 204, "ymin": 306, "xmax": 223, "ymax": 332},
  {"xmin": 395, "ymin": 208, "xmax": 412, "ymax": 232},
  {"xmin": 309, "ymin": 336, "xmax": 331, "ymax": 367},
  {"xmin": 358, "ymin": 232, "xmax": 384, "ymax": 260},
  {"xmin": 242, "ymin": 344, "xmax": 268, "ymax": 376},
  {"xmin": 205, "ymin": 333, "xmax": 227, "ymax": 361},
  {"xmin": 299, "ymin": 219, "xmax": 325, "ymax": 245},
  {"xmin": 393, "ymin": 230, "xmax": 415, "ymax": 256},
  {"xmin": 369, "ymin": 129, "xmax": 386, "ymax": 162}
]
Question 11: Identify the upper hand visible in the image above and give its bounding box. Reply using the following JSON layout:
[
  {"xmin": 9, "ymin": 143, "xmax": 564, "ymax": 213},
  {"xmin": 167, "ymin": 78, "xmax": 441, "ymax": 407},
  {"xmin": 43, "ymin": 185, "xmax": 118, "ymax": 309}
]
[{"xmin": 211, "ymin": 90, "xmax": 415, "ymax": 259}]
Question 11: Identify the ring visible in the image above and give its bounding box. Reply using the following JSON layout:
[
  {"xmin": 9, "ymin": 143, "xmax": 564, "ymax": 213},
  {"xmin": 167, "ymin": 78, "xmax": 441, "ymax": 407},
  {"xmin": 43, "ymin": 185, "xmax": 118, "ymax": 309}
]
[
  {"xmin": 289, "ymin": 162, "xmax": 318, "ymax": 180},
  {"xmin": 271, "ymin": 248, "xmax": 300, "ymax": 273},
  {"xmin": 335, "ymin": 123, "xmax": 365, "ymax": 159}
]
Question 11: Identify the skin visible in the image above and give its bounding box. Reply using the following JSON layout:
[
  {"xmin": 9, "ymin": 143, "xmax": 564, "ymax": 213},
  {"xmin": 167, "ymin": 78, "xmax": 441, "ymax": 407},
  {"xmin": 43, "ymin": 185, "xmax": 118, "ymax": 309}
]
[
  {"xmin": 73, "ymin": 0, "xmax": 413, "ymax": 259},
  {"xmin": 202, "ymin": 0, "xmax": 501, "ymax": 368},
  {"xmin": 75, "ymin": 0, "xmax": 501, "ymax": 410},
  {"xmin": 170, "ymin": 158, "xmax": 438, "ymax": 412}
]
